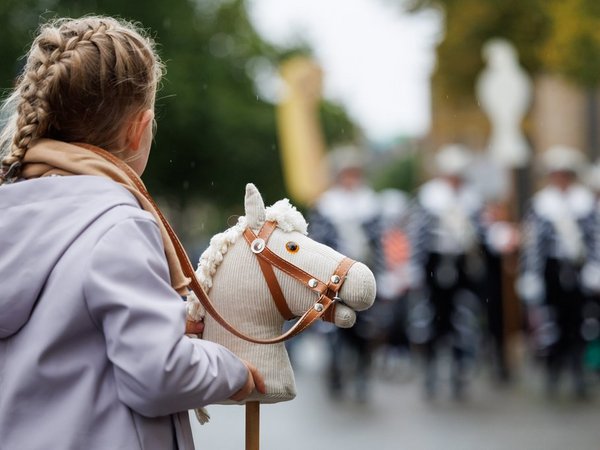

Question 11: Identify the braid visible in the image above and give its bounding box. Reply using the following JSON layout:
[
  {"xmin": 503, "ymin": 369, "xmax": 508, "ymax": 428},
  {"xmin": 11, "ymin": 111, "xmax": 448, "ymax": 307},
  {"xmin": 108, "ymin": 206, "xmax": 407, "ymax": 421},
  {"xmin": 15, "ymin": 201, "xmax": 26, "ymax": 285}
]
[
  {"xmin": 0, "ymin": 39, "xmax": 56, "ymax": 182},
  {"xmin": 0, "ymin": 16, "xmax": 162, "ymax": 184},
  {"xmin": 1, "ymin": 21, "xmax": 110, "ymax": 182}
]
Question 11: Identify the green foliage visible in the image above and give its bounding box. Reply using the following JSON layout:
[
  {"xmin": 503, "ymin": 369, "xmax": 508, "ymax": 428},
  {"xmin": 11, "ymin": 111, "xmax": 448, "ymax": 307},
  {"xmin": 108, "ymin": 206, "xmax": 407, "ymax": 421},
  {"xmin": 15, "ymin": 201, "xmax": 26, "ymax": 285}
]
[
  {"xmin": 0, "ymin": 0, "xmax": 49, "ymax": 90},
  {"xmin": 320, "ymin": 100, "xmax": 358, "ymax": 147},
  {"xmin": 409, "ymin": 0, "xmax": 550, "ymax": 101},
  {"xmin": 542, "ymin": 0, "xmax": 600, "ymax": 87},
  {"xmin": 371, "ymin": 151, "xmax": 420, "ymax": 194},
  {"xmin": 408, "ymin": 0, "xmax": 600, "ymax": 96}
]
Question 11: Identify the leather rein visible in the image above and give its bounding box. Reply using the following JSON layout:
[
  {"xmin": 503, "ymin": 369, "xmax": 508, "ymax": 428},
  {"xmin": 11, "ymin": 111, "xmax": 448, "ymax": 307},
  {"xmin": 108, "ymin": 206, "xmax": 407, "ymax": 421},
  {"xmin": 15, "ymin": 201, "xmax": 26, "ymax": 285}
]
[{"xmin": 87, "ymin": 146, "xmax": 355, "ymax": 344}]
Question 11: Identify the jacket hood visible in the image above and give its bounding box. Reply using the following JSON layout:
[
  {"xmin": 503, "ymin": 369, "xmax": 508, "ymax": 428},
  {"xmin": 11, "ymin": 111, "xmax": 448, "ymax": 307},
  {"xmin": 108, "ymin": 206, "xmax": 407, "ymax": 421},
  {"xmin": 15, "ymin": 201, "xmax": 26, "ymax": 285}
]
[{"xmin": 0, "ymin": 175, "xmax": 140, "ymax": 338}]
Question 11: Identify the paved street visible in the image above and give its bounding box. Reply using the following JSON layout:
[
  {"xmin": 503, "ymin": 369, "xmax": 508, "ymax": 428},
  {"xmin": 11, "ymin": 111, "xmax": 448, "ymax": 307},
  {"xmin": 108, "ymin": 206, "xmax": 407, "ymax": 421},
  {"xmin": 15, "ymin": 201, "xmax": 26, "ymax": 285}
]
[{"xmin": 191, "ymin": 334, "xmax": 600, "ymax": 450}]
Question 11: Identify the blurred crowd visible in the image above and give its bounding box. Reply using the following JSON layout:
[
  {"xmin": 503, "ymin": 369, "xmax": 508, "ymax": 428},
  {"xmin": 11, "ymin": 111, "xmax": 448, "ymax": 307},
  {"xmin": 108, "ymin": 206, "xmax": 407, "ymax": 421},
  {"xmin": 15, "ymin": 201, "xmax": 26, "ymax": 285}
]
[{"xmin": 301, "ymin": 143, "xmax": 600, "ymax": 404}]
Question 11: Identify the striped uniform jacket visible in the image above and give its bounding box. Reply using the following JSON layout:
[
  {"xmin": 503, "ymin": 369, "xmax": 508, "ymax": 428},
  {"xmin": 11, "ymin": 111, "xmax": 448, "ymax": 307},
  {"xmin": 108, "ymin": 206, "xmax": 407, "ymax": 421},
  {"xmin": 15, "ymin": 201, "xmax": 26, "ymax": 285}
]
[
  {"xmin": 406, "ymin": 178, "xmax": 486, "ymax": 288},
  {"xmin": 517, "ymin": 183, "xmax": 600, "ymax": 305}
]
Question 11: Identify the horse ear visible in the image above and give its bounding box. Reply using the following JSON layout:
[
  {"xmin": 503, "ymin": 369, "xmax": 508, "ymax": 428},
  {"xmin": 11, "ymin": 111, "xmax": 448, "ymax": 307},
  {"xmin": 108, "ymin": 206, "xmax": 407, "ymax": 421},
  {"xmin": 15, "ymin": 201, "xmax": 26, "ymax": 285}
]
[{"xmin": 244, "ymin": 183, "xmax": 266, "ymax": 229}]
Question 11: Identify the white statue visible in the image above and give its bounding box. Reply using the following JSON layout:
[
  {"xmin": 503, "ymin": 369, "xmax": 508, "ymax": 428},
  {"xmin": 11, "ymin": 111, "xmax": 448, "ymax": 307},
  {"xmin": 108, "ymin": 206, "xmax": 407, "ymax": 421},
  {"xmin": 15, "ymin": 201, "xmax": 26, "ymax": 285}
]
[{"xmin": 476, "ymin": 39, "xmax": 533, "ymax": 168}]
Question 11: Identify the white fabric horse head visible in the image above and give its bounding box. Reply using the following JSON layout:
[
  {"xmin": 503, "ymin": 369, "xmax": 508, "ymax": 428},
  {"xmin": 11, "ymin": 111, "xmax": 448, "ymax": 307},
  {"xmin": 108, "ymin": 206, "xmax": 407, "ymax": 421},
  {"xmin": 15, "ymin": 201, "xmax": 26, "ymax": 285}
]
[{"xmin": 188, "ymin": 183, "xmax": 376, "ymax": 404}]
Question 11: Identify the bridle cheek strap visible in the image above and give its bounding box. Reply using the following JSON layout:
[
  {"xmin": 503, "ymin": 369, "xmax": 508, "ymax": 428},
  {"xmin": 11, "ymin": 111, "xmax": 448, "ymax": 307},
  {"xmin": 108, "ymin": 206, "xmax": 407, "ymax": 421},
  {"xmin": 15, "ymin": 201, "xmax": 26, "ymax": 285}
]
[{"xmin": 251, "ymin": 221, "xmax": 295, "ymax": 320}]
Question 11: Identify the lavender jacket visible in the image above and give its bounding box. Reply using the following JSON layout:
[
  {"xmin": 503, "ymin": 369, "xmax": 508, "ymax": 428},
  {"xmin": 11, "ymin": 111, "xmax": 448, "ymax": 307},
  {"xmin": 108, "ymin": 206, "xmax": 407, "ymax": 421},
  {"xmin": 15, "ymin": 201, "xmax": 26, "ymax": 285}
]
[{"xmin": 0, "ymin": 175, "xmax": 248, "ymax": 450}]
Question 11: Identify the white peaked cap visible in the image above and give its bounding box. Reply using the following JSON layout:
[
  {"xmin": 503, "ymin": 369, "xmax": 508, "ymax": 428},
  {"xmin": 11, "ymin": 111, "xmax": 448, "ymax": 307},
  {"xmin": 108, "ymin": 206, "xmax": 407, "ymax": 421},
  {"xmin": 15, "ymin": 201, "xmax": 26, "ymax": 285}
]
[
  {"xmin": 435, "ymin": 144, "xmax": 473, "ymax": 177},
  {"xmin": 328, "ymin": 144, "xmax": 366, "ymax": 177},
  {"xmin": 541, "ymin": 145, "xmax": 585, "ymax": 174}
]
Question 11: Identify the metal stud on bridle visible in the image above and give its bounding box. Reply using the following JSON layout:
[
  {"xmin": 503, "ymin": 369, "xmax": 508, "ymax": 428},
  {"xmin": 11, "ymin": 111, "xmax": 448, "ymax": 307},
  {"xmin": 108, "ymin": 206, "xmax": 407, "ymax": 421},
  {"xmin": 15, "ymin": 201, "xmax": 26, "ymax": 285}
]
[{"xmin": 250, "ymin": 238, "xmax": 266, "ymax": 254}]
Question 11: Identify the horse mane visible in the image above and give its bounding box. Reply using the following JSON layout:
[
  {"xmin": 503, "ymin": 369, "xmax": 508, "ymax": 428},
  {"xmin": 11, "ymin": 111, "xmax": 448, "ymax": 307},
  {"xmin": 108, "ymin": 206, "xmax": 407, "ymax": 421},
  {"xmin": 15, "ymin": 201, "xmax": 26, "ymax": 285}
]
[{"xmin": 196, "ymin": 199, "xmax": 308, "ymax": 291}]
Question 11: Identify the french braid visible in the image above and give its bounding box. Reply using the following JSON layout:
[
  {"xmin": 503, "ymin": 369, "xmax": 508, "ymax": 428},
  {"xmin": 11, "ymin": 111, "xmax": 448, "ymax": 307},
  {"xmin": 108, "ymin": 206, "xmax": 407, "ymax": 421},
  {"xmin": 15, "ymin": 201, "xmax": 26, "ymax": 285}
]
[{"xmin": 0, "ymin": 16, "xmax": 163, "ymax": 184}]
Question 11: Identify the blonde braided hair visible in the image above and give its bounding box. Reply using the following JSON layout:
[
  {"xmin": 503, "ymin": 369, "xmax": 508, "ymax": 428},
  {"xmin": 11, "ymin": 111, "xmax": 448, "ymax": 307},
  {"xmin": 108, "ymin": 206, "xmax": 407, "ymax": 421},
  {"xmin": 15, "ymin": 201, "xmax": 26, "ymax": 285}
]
[{"xmin": 0, "ymin": 16, "xmax": 163, "ymax": 184}]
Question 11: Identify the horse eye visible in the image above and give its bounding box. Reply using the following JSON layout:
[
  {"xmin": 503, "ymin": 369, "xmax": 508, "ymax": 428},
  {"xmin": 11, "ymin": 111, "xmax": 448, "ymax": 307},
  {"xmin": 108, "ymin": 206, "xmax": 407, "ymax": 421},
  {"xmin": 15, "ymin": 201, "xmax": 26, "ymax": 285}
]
[{"xmin": 285, "ymin": 241, "xmax": 300, "ymax": 253}]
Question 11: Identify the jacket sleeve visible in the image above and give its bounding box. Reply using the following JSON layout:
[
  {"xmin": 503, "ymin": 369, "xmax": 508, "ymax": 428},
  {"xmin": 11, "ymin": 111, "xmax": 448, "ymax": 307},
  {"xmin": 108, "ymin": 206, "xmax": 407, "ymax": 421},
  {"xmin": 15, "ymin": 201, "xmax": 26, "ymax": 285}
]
[{"xmin": 83, "ymin": 216, "xmax": 248, "ymax": 418}]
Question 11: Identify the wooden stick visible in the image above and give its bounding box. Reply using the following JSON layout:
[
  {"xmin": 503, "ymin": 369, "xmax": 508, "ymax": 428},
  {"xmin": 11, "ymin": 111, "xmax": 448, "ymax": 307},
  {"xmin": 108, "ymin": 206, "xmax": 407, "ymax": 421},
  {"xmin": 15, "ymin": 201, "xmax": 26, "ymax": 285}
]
[{"xmin": 245, "ymin": 401, "xmax": 260, "ymax": 450}]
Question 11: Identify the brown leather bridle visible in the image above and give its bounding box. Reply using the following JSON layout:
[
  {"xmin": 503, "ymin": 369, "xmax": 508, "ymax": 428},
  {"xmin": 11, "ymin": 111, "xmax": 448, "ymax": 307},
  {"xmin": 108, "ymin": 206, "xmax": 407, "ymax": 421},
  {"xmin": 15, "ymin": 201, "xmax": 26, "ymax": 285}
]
[
  {"xmin": 241, "ymin": 220, "xmax": 356, "ymax": 331},
  {"xmin": 192, "ymin": 221, "xmax": 355, "ymax": 344},
  {"xmin": 84, "ymin": 145, "xmax": 356, "ymax": 344}
]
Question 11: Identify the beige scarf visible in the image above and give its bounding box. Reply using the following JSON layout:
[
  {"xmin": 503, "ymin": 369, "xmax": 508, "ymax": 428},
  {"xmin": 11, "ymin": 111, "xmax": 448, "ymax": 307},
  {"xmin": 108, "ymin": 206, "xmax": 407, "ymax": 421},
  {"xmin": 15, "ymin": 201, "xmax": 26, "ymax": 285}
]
[{"xmin": 22, "ymin": 139, "xmax": 191, "ymax": 296}]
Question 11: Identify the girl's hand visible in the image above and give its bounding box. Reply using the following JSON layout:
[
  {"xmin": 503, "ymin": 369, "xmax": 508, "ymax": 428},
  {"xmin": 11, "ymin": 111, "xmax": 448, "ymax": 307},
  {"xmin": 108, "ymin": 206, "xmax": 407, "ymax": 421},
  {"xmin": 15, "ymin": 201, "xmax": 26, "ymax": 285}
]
[
  {"xmin": 185, "ymin": 319, "xmax": 204, "ymax": 336},
  {"xmin": 229, "ymin": 360, "xmax": 267, "ymax": 402}
]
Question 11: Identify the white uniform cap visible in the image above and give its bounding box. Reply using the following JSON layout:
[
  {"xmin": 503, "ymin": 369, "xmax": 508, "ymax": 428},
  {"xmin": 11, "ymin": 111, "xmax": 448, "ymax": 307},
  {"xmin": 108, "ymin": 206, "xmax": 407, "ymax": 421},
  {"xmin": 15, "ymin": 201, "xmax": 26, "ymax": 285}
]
[
  {"xmin": 541, "ymin": 145, "xmax": 585, "ymax": 174},
  {"xmin": 328, "ymin": 144, "xmax": 366, "ymax": 178},
  {"xmin": 435, "ymin": 144, "xmax": 473, "ymax": 177}
]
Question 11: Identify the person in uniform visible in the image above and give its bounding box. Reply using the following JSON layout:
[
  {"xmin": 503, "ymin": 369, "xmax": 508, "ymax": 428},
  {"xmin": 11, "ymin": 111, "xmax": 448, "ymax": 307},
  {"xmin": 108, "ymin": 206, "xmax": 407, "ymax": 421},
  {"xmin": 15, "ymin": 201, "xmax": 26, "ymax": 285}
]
[
  {"xmin": 406, "ymin": 144, "xmax": 486, "ymax": 400},
  {"xmin": 308, "ymin": 145, "xmax": 381, "ymax": 402},
  {"xmin": 517, "ymin": 145, "xmax": 600, "ymax": 399}
]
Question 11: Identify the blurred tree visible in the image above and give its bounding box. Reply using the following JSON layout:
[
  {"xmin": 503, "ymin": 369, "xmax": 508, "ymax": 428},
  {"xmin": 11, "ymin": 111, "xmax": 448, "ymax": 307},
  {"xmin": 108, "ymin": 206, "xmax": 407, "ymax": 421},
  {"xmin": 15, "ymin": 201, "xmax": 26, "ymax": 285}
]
[
  {"xmin": 371, "ymin": 151, "xmax": 420, "ymax": 194},
  {"xmin": 405, "ymin": 0, "xmax": 550, "ymax": 103},
  {"xmin": 0, "ymin": 0, "xmax": 48, "ymax": 84},
  {"xmin": 541, "ymin": 0, "xmax": 600, "ymax": 88},
  {"xmin": 0, "ymin": 0, "xmax": 355, "ymax": 223},
  {"xmin": 320, "ymin": 101, "xmax": 358, "ymax": 147},
  {"xmin": 405, "ymin": 0, "xmax": 600, "ymax": 96}
]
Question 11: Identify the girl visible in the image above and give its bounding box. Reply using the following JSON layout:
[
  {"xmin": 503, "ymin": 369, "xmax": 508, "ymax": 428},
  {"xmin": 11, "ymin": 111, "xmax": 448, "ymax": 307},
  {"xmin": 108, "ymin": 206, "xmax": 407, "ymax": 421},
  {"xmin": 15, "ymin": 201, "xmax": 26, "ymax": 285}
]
[{"xmin": 0, "ymin": 16, "xmax": 264, "ymax": 449}]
